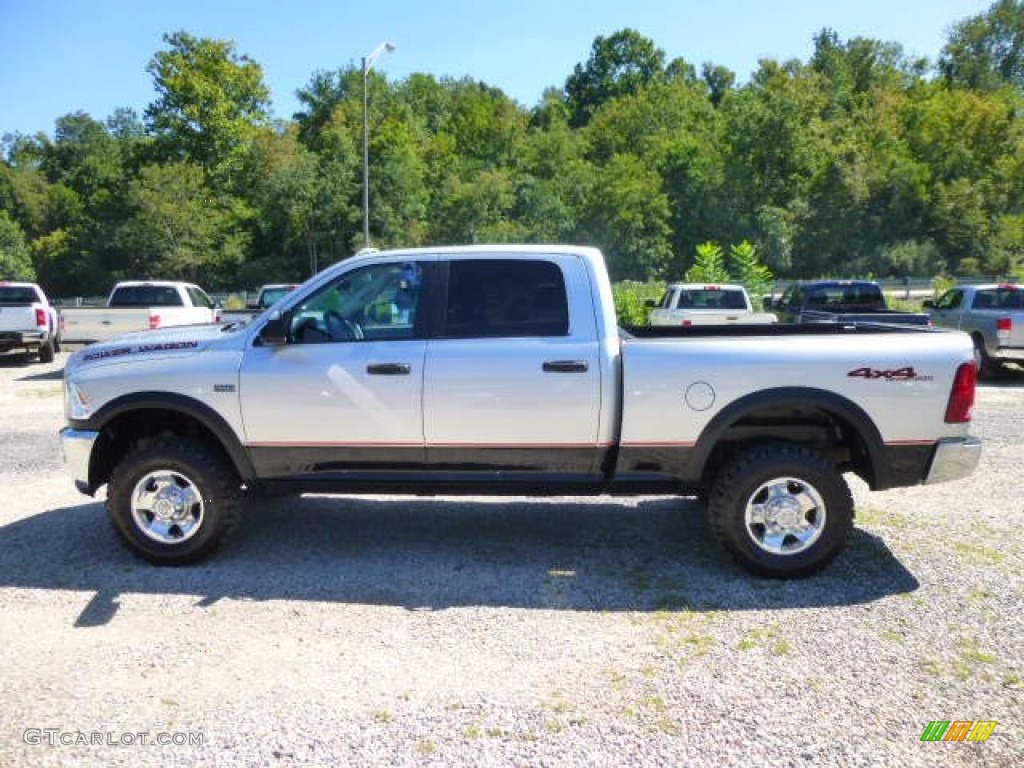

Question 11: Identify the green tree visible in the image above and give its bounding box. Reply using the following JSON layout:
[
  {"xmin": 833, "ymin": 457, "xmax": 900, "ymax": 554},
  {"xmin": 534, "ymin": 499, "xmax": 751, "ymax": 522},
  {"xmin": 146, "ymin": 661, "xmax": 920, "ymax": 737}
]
[
  {"xmin": 146, "ymin": 31, "xmax": 271, "ymax": 188},
  {"xmin": 0, "ymin": 209, "xmax": 35, "ymax": 280},
  {"xmin": 684, "ymin": 242, "xmax": 731, "ymax": 283},
  {"xmin": 565, "ymin": 29, "xmax": 666, "ymax": 127},
  {"xmin": 729, "ymin": 240, "xmax": 773, "ymax": 297},
  {"xmin": 115, "ymin": 162, "xmax": 250, "ymax": 285},
  {"xmin": 582, "ymin": 153, "xmax": 672, "ymax": 280},
  {"xmin": 940, "ymin": 0, "xmax": 1024, "ymax": 91}
]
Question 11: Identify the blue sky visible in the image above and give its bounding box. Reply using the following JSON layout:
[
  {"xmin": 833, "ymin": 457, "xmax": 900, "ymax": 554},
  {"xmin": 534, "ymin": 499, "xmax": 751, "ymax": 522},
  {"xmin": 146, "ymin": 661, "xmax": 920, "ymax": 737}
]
[{"xmin": 0, "ymin": 0, "xmax": 995, "ymax": 137}]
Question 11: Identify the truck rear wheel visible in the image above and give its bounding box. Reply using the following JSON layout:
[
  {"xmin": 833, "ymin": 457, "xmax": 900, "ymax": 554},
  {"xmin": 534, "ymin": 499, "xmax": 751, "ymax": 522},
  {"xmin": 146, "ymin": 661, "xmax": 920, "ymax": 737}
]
[
  {"xmin": 38, "ymin": 338, "xmax": 55, "ymax": 363},
  {"xmin": 708, "ymin": 443, "xmax": 853, "ymax": 578},
  {"xmin": 107, "ymin": 436, "xmax": 241, "ymax": 565}
]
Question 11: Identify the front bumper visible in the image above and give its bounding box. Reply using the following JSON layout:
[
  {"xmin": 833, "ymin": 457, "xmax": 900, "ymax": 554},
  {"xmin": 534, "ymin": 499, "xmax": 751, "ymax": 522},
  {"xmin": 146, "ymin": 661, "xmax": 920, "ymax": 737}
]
[
  {"xmin": 924, "ymin": 436, "xmax": 983, "ymax": 485},
  {"xmin": 59, "ymin": 427, "xmax": 99, "ymax": 495}
]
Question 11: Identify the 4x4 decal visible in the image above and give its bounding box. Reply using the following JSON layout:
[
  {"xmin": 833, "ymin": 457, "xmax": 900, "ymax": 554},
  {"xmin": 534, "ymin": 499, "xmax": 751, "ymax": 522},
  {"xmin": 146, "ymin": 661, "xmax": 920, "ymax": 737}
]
[{"xmin": 848, "ymin": 366, "xmax": 933, "ymax": 382}]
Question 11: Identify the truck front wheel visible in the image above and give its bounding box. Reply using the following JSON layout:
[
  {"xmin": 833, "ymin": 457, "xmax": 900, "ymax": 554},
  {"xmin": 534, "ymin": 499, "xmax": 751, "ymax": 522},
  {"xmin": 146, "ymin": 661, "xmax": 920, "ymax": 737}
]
[
  {"xmin": 106, "ymin": 436, "xmax": 241, "ymax": 565},
  {"xmin": 708, "ymin": 443, "xmax": 853, "ymax": 578},
  {"xmin": 972, "ymin": 334, "xmax": 1001, "ymax": 379}
]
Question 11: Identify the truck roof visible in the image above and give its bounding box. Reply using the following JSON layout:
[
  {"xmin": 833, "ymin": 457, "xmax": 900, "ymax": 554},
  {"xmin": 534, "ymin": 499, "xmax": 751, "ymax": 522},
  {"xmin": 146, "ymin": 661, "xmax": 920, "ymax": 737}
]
[{"xmin": 111, "ymin": 280, "xmax": 200, "ymax": 288}]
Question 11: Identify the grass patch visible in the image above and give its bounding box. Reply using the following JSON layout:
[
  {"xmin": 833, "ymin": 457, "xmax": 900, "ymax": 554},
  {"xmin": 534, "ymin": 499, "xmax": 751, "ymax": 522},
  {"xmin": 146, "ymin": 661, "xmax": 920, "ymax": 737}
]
[
  {"xmin": 737, "ymin": 623, "xmax": 791, "ymax": 655},
  {"xmin": 953, "ymin": 542, "xmax": 1004, "ymax": 566},
  {"xmin": 855, "ymin": 506, "xmax": 910, "ymax": 529},
  {"xmin": 958, "ymin": 637, "xmax": 998, "ymax": 665}
]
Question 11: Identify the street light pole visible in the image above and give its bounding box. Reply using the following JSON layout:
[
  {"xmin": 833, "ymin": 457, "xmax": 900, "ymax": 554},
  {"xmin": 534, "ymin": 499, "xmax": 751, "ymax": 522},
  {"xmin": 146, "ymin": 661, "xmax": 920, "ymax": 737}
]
[{"xmin": 362, "ymin": 41, "xmax": 396, "ymax": 248}]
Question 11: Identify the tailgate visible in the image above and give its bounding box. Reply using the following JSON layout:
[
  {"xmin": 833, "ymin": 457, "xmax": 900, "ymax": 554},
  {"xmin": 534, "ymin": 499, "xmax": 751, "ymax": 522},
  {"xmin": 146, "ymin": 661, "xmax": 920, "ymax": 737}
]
[{"xmin": 0, "ymin": 305, "xmax": 38, "ymax": 332}]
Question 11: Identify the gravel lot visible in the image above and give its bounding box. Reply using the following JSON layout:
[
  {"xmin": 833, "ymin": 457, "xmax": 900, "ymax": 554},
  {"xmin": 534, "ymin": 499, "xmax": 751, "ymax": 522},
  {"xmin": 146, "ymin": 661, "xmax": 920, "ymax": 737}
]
[{"xmin": 0, "ymin": 350, "xmax": 1020, "ymax": 767}]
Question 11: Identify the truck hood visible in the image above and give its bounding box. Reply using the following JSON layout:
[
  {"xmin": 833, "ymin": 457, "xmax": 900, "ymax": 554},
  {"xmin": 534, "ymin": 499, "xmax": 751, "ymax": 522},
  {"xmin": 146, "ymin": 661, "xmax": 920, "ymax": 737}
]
[{"xmin": 66, "ymin": 323, "xmax": 229, "ymax": 373}]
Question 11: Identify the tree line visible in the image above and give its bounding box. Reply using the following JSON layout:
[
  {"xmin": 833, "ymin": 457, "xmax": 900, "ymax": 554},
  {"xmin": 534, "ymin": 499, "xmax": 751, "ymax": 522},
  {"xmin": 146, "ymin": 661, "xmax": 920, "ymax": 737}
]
[{"xmin": 1, "ymin": 1, "xmax": 1022, "ymax": 297}]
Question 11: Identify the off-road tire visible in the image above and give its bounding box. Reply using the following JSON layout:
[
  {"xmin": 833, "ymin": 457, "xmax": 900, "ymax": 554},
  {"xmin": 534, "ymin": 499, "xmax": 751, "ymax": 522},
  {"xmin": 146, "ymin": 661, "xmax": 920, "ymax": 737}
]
[
  {"xmin": 972, "ymin": 334, "xmax": 1001, "ymax": 379},
  {"xmin": 107, "ymin": 436, "xmax": 241, "ymax": 565},
  {"xmin": 708, "ymin": 442, "xmax": 853, "ymax": 578},
  {"xmin": 38, "ymin": 338, "xmax": 55, "ymax": 364}
]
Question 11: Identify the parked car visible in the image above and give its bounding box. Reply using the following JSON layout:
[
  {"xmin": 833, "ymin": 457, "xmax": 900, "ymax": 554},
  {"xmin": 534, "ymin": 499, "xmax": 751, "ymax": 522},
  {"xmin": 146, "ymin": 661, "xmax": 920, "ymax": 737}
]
[
  {"xmin": 219, "ymin": 283, "xmax": 300, "ymax": 325},
  {"xmin": 768, "ymin": 280, "xmax": 931, "ymax": 326},
  {"xmin": 59, "ymin": 281, "xmax": 221, "ymax": 344},
  {"xmin": 0, "ymin": 281, "xmax": 61, "ymax": 363},
  {"xmin": 924, "ymin": 283, "xmax": 1024, "ymax": 377},
  {"xmin": 647, "ymin": 283, "xmax": 777, "ymax": 326},
  {"xmin": 59, "ymin": 245, "xmax": 980, "ymax": 578}
]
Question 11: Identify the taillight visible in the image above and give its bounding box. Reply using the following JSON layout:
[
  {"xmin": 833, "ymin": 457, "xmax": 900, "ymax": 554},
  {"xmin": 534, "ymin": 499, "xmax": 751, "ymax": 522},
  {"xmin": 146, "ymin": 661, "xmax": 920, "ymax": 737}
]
[
  {"xmin": 149, "ymin": 314, "xmax": 161, "ymax": 330},
  {"xmin": 945, "ymin": 362, "xmax": 976, "ymax": 423},
  {"xmin": 681, "ymin": 320, "xmax": 692, "ymax": 327},
  {"xmin": 996, "ymin": 316, "xmax": 1011, "ymax": 343},
  {"xmin": 35, "ymin": 308, "xmax": 47, "ymax": 328}
]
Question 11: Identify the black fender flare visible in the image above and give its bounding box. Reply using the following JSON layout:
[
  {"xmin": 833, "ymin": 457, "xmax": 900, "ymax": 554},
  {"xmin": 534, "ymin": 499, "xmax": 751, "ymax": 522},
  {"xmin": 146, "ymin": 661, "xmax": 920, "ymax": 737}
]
[
  {"xmin": 689, "ymin": 386, "xmax": 888, "ymax": 488},
  {"xmin": 70, "ymin": 391, "xmax": 258, "ymax": 488}
]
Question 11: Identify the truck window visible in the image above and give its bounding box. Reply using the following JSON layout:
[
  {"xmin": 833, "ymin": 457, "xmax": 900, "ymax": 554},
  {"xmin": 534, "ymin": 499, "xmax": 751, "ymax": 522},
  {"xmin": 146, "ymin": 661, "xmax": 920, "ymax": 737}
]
[
  {"xmin": 935, "ymin": 290, "xmax": 963, "ymax": 310},
  {"xmin": 0, "ymin": 286, "xmax": 39, "ymax": 304},
  {"xmin": 442, "ymin": 259, "xmax": 569, "ymax": 338},
  {"xmin": 289, "ymin": 262, "xmax": 423, "ymax": 343},
  {"xmin": 109, "ymin": 285, "xmax": 184, "ymax": 307},
  {"xmin": 995, "ymin": 288, "xmax": 1022, "ymax": 310},
  {"xmin": 186, "ymin": 286, "xmax": 214, "ymax": 309}
]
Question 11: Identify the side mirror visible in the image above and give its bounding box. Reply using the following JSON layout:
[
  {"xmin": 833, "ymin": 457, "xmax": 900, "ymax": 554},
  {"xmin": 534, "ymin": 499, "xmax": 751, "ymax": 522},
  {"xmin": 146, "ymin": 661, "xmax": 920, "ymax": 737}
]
[
  {"xmin": 921, "ymin": 299, "xmax": 935, "ymax": 309},
  {"xmin": 246, "ymin": 300, "xmax": 260, "ymax": 310},
  {"xmin": 762, "ymin": 297, "xmax": 774, "ymax": 311},
  {"xmin": 644, "ymin": 299, "xmax": 657, "ymax": 309},
  {"xmin": 258, "ymin": 310, "xmax": 289, "ymax": 346}
]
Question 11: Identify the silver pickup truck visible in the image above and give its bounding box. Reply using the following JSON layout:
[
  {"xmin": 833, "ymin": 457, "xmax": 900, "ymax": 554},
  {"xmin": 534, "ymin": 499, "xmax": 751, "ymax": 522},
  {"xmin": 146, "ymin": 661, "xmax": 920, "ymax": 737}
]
[
  {"xmin": 59, "ymin": 245, "xmax": 981, "ymax": 577},
  {"xmin": 925, "ymin": 283, "xmax": 1024, "ymax": 377}
]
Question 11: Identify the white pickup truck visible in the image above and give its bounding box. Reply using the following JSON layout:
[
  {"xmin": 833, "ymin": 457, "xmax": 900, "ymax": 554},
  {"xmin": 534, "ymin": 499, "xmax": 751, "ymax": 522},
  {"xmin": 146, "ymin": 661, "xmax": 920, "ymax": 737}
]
[
  {"xmin": 924, "ymin": 283, "xmax": 1024, "ymax": 377},
  {"xmin": 0, "ymin": 281, "xmax": 61, "ymax": 363},
  {"xmin": 59, "ymin": 281, "xmax": 220, "ymax": 344},
  {"xmin": 648, "ymin": 283, "xmax": 777, "ymax": 326},
  {"xmin": 59, "ymin": 245, "xmax": 981, "ymax": 577}
]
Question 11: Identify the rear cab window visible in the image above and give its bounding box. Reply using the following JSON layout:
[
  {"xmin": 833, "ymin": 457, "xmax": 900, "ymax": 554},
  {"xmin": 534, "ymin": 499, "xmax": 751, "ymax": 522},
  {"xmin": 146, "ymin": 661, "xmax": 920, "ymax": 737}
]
[
  {"xmin": 442, "ymin": 259, "xmax": 569, "ymax": 338},
  {"xmin": 109, "ymin": 285, "xmax": 184, "ymax": 307},
  {"xmin": 0, "ymin": 285, "xmax": 40, "ymax": 304}
]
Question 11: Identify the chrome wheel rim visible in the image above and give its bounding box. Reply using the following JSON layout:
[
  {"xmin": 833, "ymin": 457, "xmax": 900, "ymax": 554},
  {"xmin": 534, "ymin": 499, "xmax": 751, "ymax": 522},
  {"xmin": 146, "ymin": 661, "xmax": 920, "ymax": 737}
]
[
  {"xmin": 130, "ymin": 470, "xmax": 205, "ymax": 544},
  {"xmin": 744, "ymin": 476, "xmax": 827, "ymax": 556}
]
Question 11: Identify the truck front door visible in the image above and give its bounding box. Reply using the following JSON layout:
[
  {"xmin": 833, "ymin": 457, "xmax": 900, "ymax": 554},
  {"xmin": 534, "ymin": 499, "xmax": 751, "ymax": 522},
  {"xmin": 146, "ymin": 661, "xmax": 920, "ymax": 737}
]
[{"xmin": 239, "ymin": 260, "xmax": 430, "ymax": 479}]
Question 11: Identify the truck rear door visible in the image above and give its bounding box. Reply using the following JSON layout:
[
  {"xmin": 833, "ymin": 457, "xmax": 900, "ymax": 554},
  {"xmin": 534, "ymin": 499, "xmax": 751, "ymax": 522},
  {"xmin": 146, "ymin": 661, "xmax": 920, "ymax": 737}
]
[{"xmin": 422, "ymin": 255, "xmax": 605, "ymax": 480}]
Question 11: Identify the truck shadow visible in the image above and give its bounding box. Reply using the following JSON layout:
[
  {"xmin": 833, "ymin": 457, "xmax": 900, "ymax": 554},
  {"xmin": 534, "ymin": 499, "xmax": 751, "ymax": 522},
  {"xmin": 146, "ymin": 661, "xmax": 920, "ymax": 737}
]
[
  {"xmin": 979, "ymin": 363, "xmax": 1024, "ymax": 388},
  {"xmin": 0, "ymin": 495, "xmax": 918, "ymax": 627}
]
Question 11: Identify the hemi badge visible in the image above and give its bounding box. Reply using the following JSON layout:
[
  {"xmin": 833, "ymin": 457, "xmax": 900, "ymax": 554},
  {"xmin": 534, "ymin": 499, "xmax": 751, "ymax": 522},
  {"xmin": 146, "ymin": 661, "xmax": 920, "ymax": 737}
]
[{"xmin": 214, "ymin": 384, "xmax": 236, "ymax": 393}]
